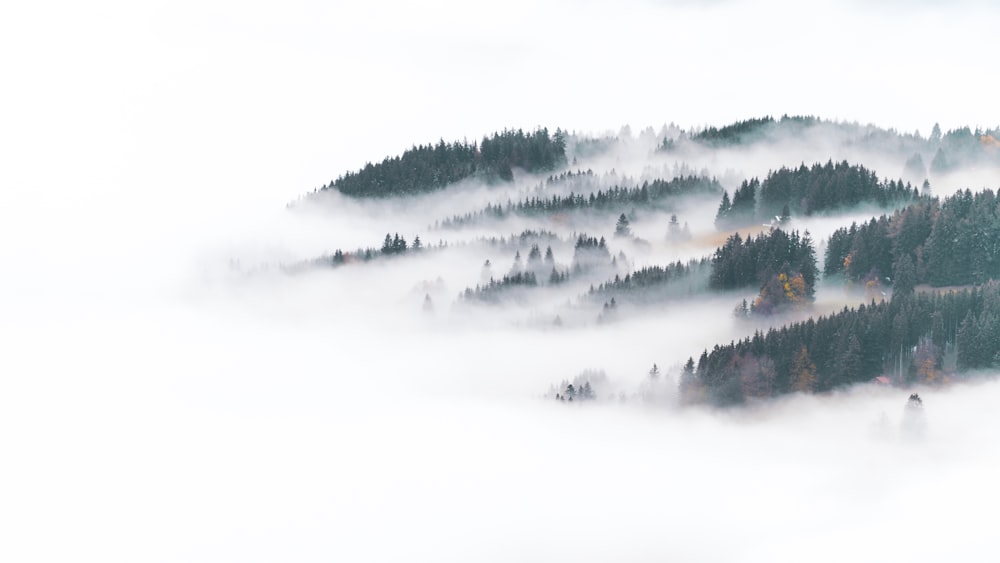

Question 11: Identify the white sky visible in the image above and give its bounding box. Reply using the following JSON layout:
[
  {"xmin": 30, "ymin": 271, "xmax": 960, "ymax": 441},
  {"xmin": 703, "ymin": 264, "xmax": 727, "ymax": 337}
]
[{"xmin": 2, "ymin": 0, "xmax": 998, "ymax": 210}]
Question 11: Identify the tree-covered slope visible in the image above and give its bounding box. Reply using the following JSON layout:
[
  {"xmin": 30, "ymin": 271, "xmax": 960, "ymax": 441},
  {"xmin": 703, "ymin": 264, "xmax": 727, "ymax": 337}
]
[{"xmin": 318, "ymin": 128, "xmax": 566, "ymax": 197}]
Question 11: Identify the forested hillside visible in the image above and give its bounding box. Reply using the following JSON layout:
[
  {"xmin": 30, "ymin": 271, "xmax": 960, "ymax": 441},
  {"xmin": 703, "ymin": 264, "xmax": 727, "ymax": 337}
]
[
  {"xmin": 825, "ymin": 188, "xmax": 1000, "ymax": 288},
  {"xmin": 293, "ymin": 116, "xmax": 1000, "ymax": 409},
  {"xmin": 320, "ymin": 128, "xmax": 567, "ymax": 197},
  {"xmin": 716, "ymin": 161, "xmax": 919, "ymax": 229},
  {"xmin": 439, "ymin": 175, "xmax": 721, "ymax": 228},
  {"xmin": 684, "ymin": 283, "xmax": 1000, "ymax": 406}
]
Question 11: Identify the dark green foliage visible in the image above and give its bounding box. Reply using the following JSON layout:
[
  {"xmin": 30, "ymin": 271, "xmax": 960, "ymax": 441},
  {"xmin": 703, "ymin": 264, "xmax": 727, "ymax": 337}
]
[
  {"xmin": 715, "ymin": 161, "xmax": 917, "ymax": 229},
  {"xmin": 688, "ymin": 283, "xmax": 1000, "ymax": 405},
  {"xmin": 317, "ymin": 232, "xmax": 423, "ymax": 269},
  {"xmin": 716, "ymin": 191, "xmax": 731, "ymax": 223},
  {"xmin": 381, "ymin": 233, "xmax": 408, "ymax": 254},
  {"xmin": 715, "ymin": 179, "xmax": 758, "ymax": 228},
  {"xmin": 825, "ymin": 189, "xmax": 1000, "ymax": 288},
  {"xmin": 691, "ymin": 117, "xmax": 776, "ymax": 146},
  {"xmin": 892, "ymin": 254, "xmax": 916, "ymax": 296},
  {"xmin": 757, "ymin": 161, "xmax": 917, "ymax": 221},
  {"xmin": 957, "ymin": 292, "xmax": 1000, "ymax": 370},
  {"xmin": 438, "ymin": 175, "xmax": 722, "ymax": 229},
  {"xmin": 322, "ymin": 128, "xmax": 566, "ymax": 198},
  {"xmin": 709, "ymin": 229, "xmax": 818, "ymax": 298},
  {"xmin": 589, "ymin": 259, "xmax": 711, "ymax": 303},
  {"xmin": 588, "ymin": 258, "xmax": 710, "ymax": 303}
]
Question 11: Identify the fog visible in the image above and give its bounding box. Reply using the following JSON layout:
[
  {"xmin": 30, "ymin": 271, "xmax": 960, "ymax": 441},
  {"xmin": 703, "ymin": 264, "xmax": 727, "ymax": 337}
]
[{"xmin": 4, "ymin": 0, "xmax": 1000, "ymax": 561}]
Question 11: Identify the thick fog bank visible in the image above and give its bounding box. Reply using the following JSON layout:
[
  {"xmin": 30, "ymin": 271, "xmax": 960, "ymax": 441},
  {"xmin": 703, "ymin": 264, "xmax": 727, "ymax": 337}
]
[{"xmin": 5, "ymin": 273, "xmax": 997, "ymax": 562}]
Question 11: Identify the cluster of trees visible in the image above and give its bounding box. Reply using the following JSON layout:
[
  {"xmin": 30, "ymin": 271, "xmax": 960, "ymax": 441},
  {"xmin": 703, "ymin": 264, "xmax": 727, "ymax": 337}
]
[
  {"xmin": 658, "ymin": 117, "xmax": 998, "ymax": 173},
  {"xmin": 689, "ymin": 116, "xmax": 776, "ymax": 147},
  {"xmin": 325, "ymin": 232, "xmax": 425, "ymax": 266},
  {"xmin": 464, "ymin": 243, "xmax": 572, "ymax": 302},
  {"xmin": 477, "ymin": 229, "xmax": 560, "ymax": 250},
  {"xmin": 715, "ymin": 178, "xmax": 764, "ymax": 229},
  {"xmin": 709, "ymin": 229, "xmax": 818, "ymax": 296},
  {"xmin": 661, "ymin": 115, "xmax": 823, "ymax": 152},
  {"xmin": 571, "ymin": 234, "xmax": 612, "ymax": 273},
  {"xmin": 542, "ymin": 169, "xmax": 599, "ymax": 188},
  {"xmin": 554, "ymin": 381, "xmax": 595, "ymax": 401},
  {"xmin": 509, "ymin": 244, "xmax": 570, "ymax": 283},
  {"xmin": 683, "ymin": 283, "xmax": 1000, "ymax": 406},
  {"xmin": 461, "ymin": 272, "xmax": 539, "ymax": 302},
  {"xmin": 924, "ymin": 125, "xmax": 1000, "ymax": 175},
  {"xmin": 320, "ymin": 128, "xmax": 567, "ymax": 197},
  {"xmin": 437, "ymin": 176, "xmax": 721, "ymax": 228},
  {"xmin": 588, "ymin": 259, "xmax": 711, "ymax": 303},
  {"xmin": 825, "ymin": 188, "xmax": 1000, "ymax": 288},
  {"xmin": 957, "ymin": 284, "xmax": 1000, "ymax": 370},
  {"xmin": 716, "ymin": 161, "xmax": 919, "ymax": 228},
  {"xmin": 550, "ymin": 369, "xmax": 607, "ymax": 402}
]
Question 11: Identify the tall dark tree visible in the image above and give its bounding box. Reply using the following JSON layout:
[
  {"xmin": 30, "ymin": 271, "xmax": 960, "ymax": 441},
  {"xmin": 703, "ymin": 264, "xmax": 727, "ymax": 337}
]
[
  {"xmin": 892, "ymin": 254, "xmax": 916, "ymax": 297},
  {"xmin": 615, "ymin": 213, "xmax": 632, "ymax": 237}
]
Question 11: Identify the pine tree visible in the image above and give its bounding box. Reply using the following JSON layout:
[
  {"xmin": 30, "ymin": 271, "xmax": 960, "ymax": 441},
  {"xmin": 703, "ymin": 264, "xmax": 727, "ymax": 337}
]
[
  {"xmin": 790, "ymin": 346, "xmax": 817, "ymax": 393},
  {"xmin": 615, "ymin": 213, "xmax": 631, "ymax": 237},
  {"xmin": 715, "ymin": 191, "xmax": 732, "ymax": 227},
  {"xmin": 649, "ymin": 363, "xmax": 660, "ymax": 379},
  {"xmin": 892, "ymin": 253, "xmax": 916, "ymax": 297}
]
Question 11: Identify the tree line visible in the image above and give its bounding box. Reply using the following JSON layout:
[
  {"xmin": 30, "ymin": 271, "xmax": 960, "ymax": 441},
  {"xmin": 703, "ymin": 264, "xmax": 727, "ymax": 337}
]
[
  {"xmin": 319, "ymin": 128, "xmax": 567, "ymax": 197},
  {"xmin": 437, "ymin": 175, "xmax": 721, "ymax": 228},
  {"xmin": 321, "ymin": 232, "xmax": 427, "ymax": 267},
  {"xmin": 588, "ymin": 259, "xmax": 711, "ymax": 303},
  {"xmin": 682, "ymin": 282, "xmax": 1000, "ymax": 406},
  {"xmin": 716, "ymin": 161, "xmax": 919, "ymax": 229},
  {"xmin": 709, "ymin": 229, "xmax": 818, "ymax": 293}
]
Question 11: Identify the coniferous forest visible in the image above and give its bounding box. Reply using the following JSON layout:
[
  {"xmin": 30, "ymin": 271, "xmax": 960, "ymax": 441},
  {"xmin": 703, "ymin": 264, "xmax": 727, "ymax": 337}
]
[
  {"xmin": 289, "ymin": 116, "xmax": 1000, "ymax": 408},
  {"xmin": 317, "ymin": 128, "xmax": 567, "ymax": 197}
]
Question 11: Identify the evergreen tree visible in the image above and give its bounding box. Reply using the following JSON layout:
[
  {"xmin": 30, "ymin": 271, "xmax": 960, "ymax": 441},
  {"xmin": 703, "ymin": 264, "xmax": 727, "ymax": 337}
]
[
  {"xmin": 930, "ymin": 148, "xmax": 949, "ymax": 174},
  {"xmin": 715, "ymin": 191, "xmax": 732, "ymax": 228},
  {"xmin": 615, "ymin": 213, "xmax": 632, "ymax": 237},
  {"xmin": 790, "ymin": 346, "xmax": 817, "ymax": 393},
  {"xmin": 892, "ymin": 253, "xmax": 916, "ymax": 296},
  {"xmin": 930, "ymin": 122, "xmax": 942, "ymax": 144}
]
